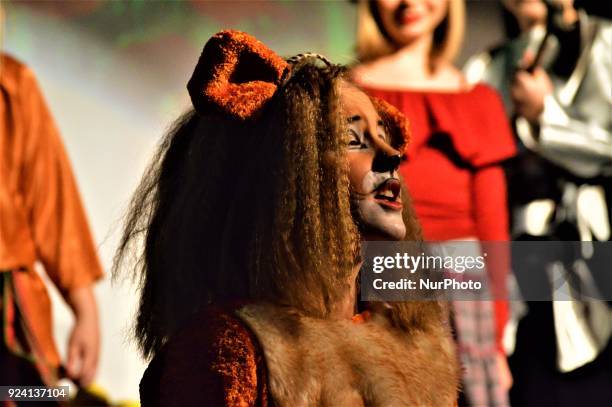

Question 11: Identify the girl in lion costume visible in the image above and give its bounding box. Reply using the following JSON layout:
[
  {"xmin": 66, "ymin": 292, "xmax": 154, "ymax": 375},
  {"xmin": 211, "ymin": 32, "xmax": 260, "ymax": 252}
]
[{"xmin": 115, "ymin": 30, "xmax": 459, "ymax": 406}]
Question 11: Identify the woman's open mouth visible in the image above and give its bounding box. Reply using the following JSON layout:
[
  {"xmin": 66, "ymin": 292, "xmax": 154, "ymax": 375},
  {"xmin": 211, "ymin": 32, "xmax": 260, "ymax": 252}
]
[{"xmin": 373, "ymin": 178, "xmax": 403, "ymax": 211}]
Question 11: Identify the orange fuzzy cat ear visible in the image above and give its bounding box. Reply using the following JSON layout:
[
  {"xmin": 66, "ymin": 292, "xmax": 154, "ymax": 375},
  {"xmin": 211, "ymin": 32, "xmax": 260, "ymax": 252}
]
[
  {"xmin": 187, "ymin": 30, "xmax": 289, "ymax": 121},
  {"xmin": 371, "ymin": 97, "xmax": 411, "ymax": 154}
]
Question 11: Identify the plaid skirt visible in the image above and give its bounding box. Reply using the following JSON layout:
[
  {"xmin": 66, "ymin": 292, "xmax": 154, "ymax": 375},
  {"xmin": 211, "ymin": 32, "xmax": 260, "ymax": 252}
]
[{"xmin": 453, "ymin": 299, "xmax": 509, "ymax": 407}]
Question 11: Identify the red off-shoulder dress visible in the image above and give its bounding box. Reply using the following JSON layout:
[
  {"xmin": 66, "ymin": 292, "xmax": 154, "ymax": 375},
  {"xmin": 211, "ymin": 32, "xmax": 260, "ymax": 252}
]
[{"xmin": 365, "ymin": 83, "xmax": 516, "ymax": 351}]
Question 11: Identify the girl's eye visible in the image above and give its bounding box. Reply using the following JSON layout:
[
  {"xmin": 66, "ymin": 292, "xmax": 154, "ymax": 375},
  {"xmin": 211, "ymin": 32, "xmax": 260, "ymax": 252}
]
[
  {"xmin": 377, "ymin": 125, "xmax": 388, "ymax": 142},
  {"xmin": 348, "ymin": 129, "xmax": 362, "ymax": 146}
]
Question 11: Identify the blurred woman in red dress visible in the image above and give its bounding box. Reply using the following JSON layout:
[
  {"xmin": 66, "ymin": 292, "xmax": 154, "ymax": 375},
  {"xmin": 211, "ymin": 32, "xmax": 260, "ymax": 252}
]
[{"xmin": 351, "ymin": 1, "xmax": 516, "ymax": 405}]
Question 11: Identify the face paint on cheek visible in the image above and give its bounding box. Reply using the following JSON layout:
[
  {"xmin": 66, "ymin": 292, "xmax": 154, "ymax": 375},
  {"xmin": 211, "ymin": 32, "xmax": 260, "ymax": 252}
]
[{"xmin": 354, "ymin": 171, "xmax": 407, "ymax": 240}]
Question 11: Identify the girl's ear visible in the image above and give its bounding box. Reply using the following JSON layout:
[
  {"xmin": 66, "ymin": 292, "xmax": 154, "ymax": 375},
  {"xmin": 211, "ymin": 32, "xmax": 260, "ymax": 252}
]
[{"xmin": 188, "ymin": 30, "xmax": 289, "ymax": 121}]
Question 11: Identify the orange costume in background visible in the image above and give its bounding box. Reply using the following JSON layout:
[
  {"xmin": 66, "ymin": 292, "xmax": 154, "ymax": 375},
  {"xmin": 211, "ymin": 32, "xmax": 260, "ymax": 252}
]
[{"xmin": 0, "ymin": 54, "xmax": 103, "ymax": 382}]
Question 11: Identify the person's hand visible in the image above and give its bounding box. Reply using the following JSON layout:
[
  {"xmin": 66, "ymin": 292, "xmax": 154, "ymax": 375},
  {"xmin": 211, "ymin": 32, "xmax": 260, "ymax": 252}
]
[
  {"xmin": 496, "ymin": 351, "xmax": 513, "ymax": 391},
  {"xmin": 511, "ymin": 67, "xmax": 553, "ymax": 124},
  {"xmin": 66, "ymin": 286, "xmax": 100, "ymax": 386}
]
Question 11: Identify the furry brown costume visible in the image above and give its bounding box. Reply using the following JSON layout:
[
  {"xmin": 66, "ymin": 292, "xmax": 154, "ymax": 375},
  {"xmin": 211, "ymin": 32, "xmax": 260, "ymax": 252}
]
[
  {"xmin": 139, "ymin": 306, "xmax": 268, "ymax": 406},
  {"xmin": 140, "ymin": 303, "xmax": 458, "ymax": 406}
]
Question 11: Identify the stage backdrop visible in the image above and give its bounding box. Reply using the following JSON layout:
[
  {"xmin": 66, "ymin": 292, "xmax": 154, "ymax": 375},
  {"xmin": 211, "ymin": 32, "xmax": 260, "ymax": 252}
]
[{"xmin": 3, "ymin": 0, "xmax": 505, "ymax": 401}]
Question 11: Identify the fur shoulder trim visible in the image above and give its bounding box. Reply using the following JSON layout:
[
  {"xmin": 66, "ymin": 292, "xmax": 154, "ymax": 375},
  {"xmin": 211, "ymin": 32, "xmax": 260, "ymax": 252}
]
[{"xmin": 237, "ymin": 303, "xmax": 459, "ymax": 406}]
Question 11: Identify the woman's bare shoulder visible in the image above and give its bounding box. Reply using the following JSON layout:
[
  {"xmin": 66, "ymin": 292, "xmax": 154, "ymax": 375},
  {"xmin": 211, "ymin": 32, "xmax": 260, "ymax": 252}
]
[
  {"xmin": 351, "ymin": 60, "xmax": 468, "ymax": 92},
  {"xmin": 429, "ymin": 63, "xmax": 468, "ymax": 90}
]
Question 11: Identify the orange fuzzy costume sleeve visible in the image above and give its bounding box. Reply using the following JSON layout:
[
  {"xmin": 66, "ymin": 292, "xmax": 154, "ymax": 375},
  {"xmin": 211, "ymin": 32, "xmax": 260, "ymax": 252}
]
[{"xmin": 139, "ymin": 306, "xmax": 269, "ymax": 407}]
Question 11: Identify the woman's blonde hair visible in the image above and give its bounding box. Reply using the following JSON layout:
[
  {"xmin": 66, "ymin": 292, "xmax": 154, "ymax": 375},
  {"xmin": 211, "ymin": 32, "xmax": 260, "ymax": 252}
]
[{"xmin": 356, "ymin": 0, "xmax": 465, "ymax": 65}]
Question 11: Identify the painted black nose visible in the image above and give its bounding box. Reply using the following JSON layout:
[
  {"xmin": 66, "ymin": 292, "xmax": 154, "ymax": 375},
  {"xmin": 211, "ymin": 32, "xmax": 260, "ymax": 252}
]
[{"xmin": 372, "ymin": 153, "xmax": 401, "ymax": 174}]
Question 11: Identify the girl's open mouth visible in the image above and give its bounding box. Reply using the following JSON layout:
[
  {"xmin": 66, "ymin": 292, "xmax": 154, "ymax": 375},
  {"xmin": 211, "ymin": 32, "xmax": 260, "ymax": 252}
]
[{"xmin": 374, "ymin": 178, "xmax": 403, "ymax": 211}]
